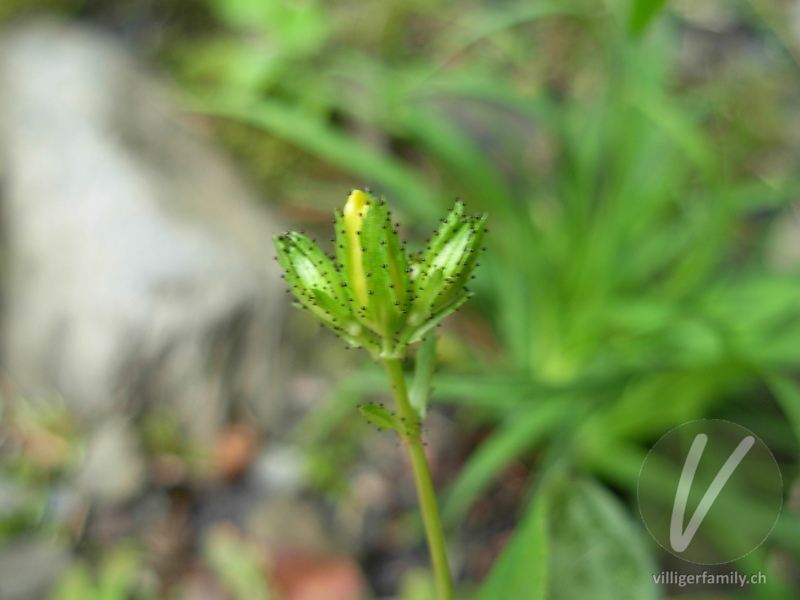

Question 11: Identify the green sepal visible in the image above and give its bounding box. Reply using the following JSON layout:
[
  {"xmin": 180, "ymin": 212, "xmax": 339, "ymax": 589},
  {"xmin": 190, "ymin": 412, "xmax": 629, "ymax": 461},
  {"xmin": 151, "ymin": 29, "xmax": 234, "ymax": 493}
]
[
  {"xmin": 275, "ymin": 232, "xmax": 345, "ymax": 300},
  {"xmin": 436, "ymin": 213, "xmax": 487, "ymax": 308},
  {"xmin": 408, "ymin": 267, "xmax": 443, "ymax": 327},
  {"xmin": 275, "ymin": 231, "xmax": 382, "ymax": 352},
  {"xmin": 383, "ymin": 200, "xmax": 411, "ymax": 298},
  {"xmin": 359, "ymin": 404, "xmax": 409, "ymax": 435},
  {"xmin": 358, "ymin": 197, "xmax": 408, "ymax": 337},
  {"xmin": 409, "ymin": 334, "xmax": 437, "ymax": 420},
  {"xmin": 415, "ymin": 209, "xmax": 486, "ymax": 313},
  {"xmin": 403, "ymin": 291, "xmax": 473, "ymax": 345},
  {"xmin": 308, "ymin": 289, "xmax": 378, "ymax": 351},
  {"xmin": 427, "ymin": 200, "xmax": 465, "ymax": 258}
]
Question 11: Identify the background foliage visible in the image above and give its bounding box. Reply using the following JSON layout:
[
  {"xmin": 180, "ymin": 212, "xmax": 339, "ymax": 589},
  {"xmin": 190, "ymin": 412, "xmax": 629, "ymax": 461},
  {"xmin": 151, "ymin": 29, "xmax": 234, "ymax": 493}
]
[{"xmin": 5, "ymin": 0, "xmax": 800, "ymax": 598}]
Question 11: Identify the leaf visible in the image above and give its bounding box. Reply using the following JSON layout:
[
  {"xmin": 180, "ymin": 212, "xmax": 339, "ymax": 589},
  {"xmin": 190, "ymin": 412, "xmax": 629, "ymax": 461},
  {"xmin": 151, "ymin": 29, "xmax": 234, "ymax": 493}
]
[
  {"xmin": 409, "ymin": 334, "xmax": 437, "ymax": 421},
  {"xmin": 359, "ymin": 404, "xmax": 409, "ymax": 434},
  {"xmin": 628, "ymin": 0, "xmax": 670, "ymax": 38},
  {"xmin": 99, "ymin": 545, "xmax": 144, "ymax": 600},
  {"xmin": 194, "ymin": 95, "xmax": 440, "ymax": 220},
  {"xmin": 764, "ymin": 373, "xmax": 800, "ymax": 456},
  {"xmin": 49, "ymin": 562, "xmax": 94, "ymax": 600},
  {"xmin": 547, "ymin": 477, "xmax": 659, "ymax": 600},
  {"xmin": 400, "ymin": 105, "xmax": 512, "ymax": 204},
  {"xmin": 474, "ymin": 472, "xmax": 551, "ymax": 600},
  {"xmin": 443, "ymin": 402, "xmax": 568, "ymax": 525},
  {"xmin": 444, "ymin": 3, "xmax": 586, "ymax": 67},
  {"xmin": 204, "ymin": 525, "xmax": 272, "ymax": 600}
]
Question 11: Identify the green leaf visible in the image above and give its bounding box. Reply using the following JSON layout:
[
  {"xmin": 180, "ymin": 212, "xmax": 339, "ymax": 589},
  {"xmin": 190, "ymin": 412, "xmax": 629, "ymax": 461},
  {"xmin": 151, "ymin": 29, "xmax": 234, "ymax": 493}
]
[
  {"xmin": 205, "ymin": 0, "xmax": 328, "ymax": 57},
  {"xmin": 400, "ymin": 107, "xmax": 512, "ymax": 204},
  {"xmin": 359, "ymin": 404, "xmax": 410, "ymax": 434},
  {"xmin": 204, "ymin": 526, "xmax": 272, "ymax": 600},
  {"xmin": 98, "ymin": 545, "xmax": 143, "ymax": 600},
  {"xmin": 409, "ymin": 334, "xmax": 437, "ymax": 421},
  {"xmin": 474, "ymin": 472, "xmax": 551, "ymax": 600},
  {"xmin": 764, "ymin": 373, "xmax": 800, "ymax": 456},
  {"xmin": 49, "ymin": 562, "xmax": 94, "ymax": 600},
  {"xmin": 407, "ymin": 268, "xmax": 445, "ymax": 328},
  {"xmin": 628, "ymin": 0, "xmax": 670, "ymax": 38},
  {"xmin": 194, "ymin": 96, "xmax": 439, "ymax": 220},
  {"xmin": 443, "ymin": 402, "xmax": 567, "ymax": 525},
  {"xmin": 548, "ymin": 477, "xmax": 659, "ymax": 600}
]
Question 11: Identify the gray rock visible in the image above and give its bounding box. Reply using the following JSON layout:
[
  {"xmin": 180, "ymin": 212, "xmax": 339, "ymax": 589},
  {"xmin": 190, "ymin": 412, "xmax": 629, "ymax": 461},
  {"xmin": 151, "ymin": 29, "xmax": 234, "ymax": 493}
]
[
  {"xmin": 0, "ymin": 21, "xmax": 286, "ymax": 445},
  {"xmin": 250, "ymin": 444, "xmax": 305, "ymax": 496},
  {"xmin": 74, "ymin": 417, "xmax": 146, "ymax": 505},
  {"xmin": 246, "ymin": 497, "xmax": 331, "ymax": 554},
  {"xmin": 0, "ymin": 537, "xmax": 70, "ymax": 600}
]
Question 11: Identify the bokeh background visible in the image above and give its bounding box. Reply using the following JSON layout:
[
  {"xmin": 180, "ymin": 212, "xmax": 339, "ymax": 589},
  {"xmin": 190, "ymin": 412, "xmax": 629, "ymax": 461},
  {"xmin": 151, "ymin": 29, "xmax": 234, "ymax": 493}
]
[{"xmin": 2, "ymin": 0, "xmax": 800, "ymax": 598}]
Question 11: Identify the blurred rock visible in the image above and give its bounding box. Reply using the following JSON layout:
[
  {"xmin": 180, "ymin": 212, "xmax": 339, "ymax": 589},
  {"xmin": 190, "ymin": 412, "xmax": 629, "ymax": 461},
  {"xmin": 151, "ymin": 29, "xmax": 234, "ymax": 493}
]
[
  {"xmin": 74, "ymin": 417, "xmax": 146, "ymax": 504},
  {"xmin": 0, "ymin": 476, "xmax": 26, "ymax": 518},
  {"xmin": 0, "ymin": 21, "xmax": 286, "ymax": 452},
  {"xmin": 0, "ymin": 536, "xmax": 70, "ymax": 600},
  {"xmin": 250, "ymin": 444, "xmax": 305, "ymax": 496},
  {"xmin": 246, "ymin": 497, "xmax": 331, "ymax": 555}
]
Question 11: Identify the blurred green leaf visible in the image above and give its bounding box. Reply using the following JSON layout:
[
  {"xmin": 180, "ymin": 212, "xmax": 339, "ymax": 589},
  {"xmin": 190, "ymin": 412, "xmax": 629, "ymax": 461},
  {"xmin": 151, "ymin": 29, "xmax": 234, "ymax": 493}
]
[
  {"xmin": 48, "ymin": 545, "xmax": 153, "ymax": 600},
  {"xmin": 50, "ymin": 562, "xmax": 94, "ymax": 600},
  {"xmin": 547, "ymin": 476, "xmax": 659, "ymax": 600},
  {"xmin": 207, "ymin": 0, "xmax": 328, "ymax": 52},
  {"xmin": 98, "ymin": 545, "xmax": 143, "ymax": 600},
  {"xmin": 443, "ymin": 401, "xmax": 569, "ymax": 525},
  {"xmin": 195, "ymin": 96, "xmax": 440, "ymax": 219},
  {"xmin": 398, "ymin": 101, "xmax": 514, "ymax": 204},
  {"xmin": 474, "ymin": 471, "xmax": 551, "ymax": 600},
  {"xmin": 204, "ymin": 526, "xmax": 271, "ymax": 600},
  {"xmin": 765, "ymin": 373, "xmax": 800, "ymax": 455},
  {"xmin": 628, "ymin": 0, "xmax": 670, "ymax": 38},
  {"xmin": 398, "ymin": 567, "xmax": 438, "ymax": 600}
]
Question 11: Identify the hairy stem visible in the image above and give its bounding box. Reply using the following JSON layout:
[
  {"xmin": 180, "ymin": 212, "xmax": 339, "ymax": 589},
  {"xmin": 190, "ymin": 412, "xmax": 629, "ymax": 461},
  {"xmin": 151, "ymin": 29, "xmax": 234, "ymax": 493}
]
[{"xmin": 382, "ymin": 357, "xmax": 455, "ymax": 600}]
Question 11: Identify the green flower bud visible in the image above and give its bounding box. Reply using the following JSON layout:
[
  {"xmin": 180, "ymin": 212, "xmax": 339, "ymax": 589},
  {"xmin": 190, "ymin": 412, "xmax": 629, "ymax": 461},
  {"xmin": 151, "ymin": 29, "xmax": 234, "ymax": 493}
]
[
  {"xmin": 275, "ymin": 190, "xmax": 486, "ymax": 358},
  {"xmin": 274, "ymin": 230, "xmax": 378, "ymax": 353},
  {"xmin": 402, "ymin": 201, "xmax": 487, "ymax": 345},
  {"xmin": 335, "ymin": 190, "xmax": 410, "ymax": 342}
]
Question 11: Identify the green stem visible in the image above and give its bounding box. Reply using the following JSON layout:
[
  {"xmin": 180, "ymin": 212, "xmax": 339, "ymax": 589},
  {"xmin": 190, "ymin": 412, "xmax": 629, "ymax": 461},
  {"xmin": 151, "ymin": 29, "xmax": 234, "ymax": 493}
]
[{"xmin": 382, "ymin": 357, "xmax": 455, "ymax": 600}]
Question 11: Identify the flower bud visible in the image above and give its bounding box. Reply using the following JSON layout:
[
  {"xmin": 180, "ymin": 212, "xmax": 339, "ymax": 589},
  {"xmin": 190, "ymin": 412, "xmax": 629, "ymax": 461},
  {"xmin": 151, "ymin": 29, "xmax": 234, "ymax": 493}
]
[
  {"xmin": 275, "ymin": 190, "xmax": 486, "ymax": 358},
  {"xmin": 402, "ymin": 201, "xmax": 487, "ymax": 344},
  {"xmin": 274, "ymin": 230, "xmax": 377, "ymax": 352},
  {"xmin": 335, "ymin": 190, "xmax": 410, "ymax": 342}
]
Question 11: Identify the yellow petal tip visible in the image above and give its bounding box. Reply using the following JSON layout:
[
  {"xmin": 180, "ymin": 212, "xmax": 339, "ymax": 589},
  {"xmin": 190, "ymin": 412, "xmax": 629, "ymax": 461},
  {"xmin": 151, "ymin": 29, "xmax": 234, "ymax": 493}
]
[{"xmin": 345, "ymin": 190, "xmax": 370, "ymax": 216}]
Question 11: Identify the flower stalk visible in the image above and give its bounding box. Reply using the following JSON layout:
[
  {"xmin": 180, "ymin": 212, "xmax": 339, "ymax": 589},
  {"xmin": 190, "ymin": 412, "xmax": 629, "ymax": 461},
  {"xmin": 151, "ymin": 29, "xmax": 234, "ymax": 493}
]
[
  {"xmin": 274, "ymin": 189, "xmax": 486, "ymax": 599},
  {"xmin": 383, "ymin": 356, "xmax": 455, "ymax": 600}
]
